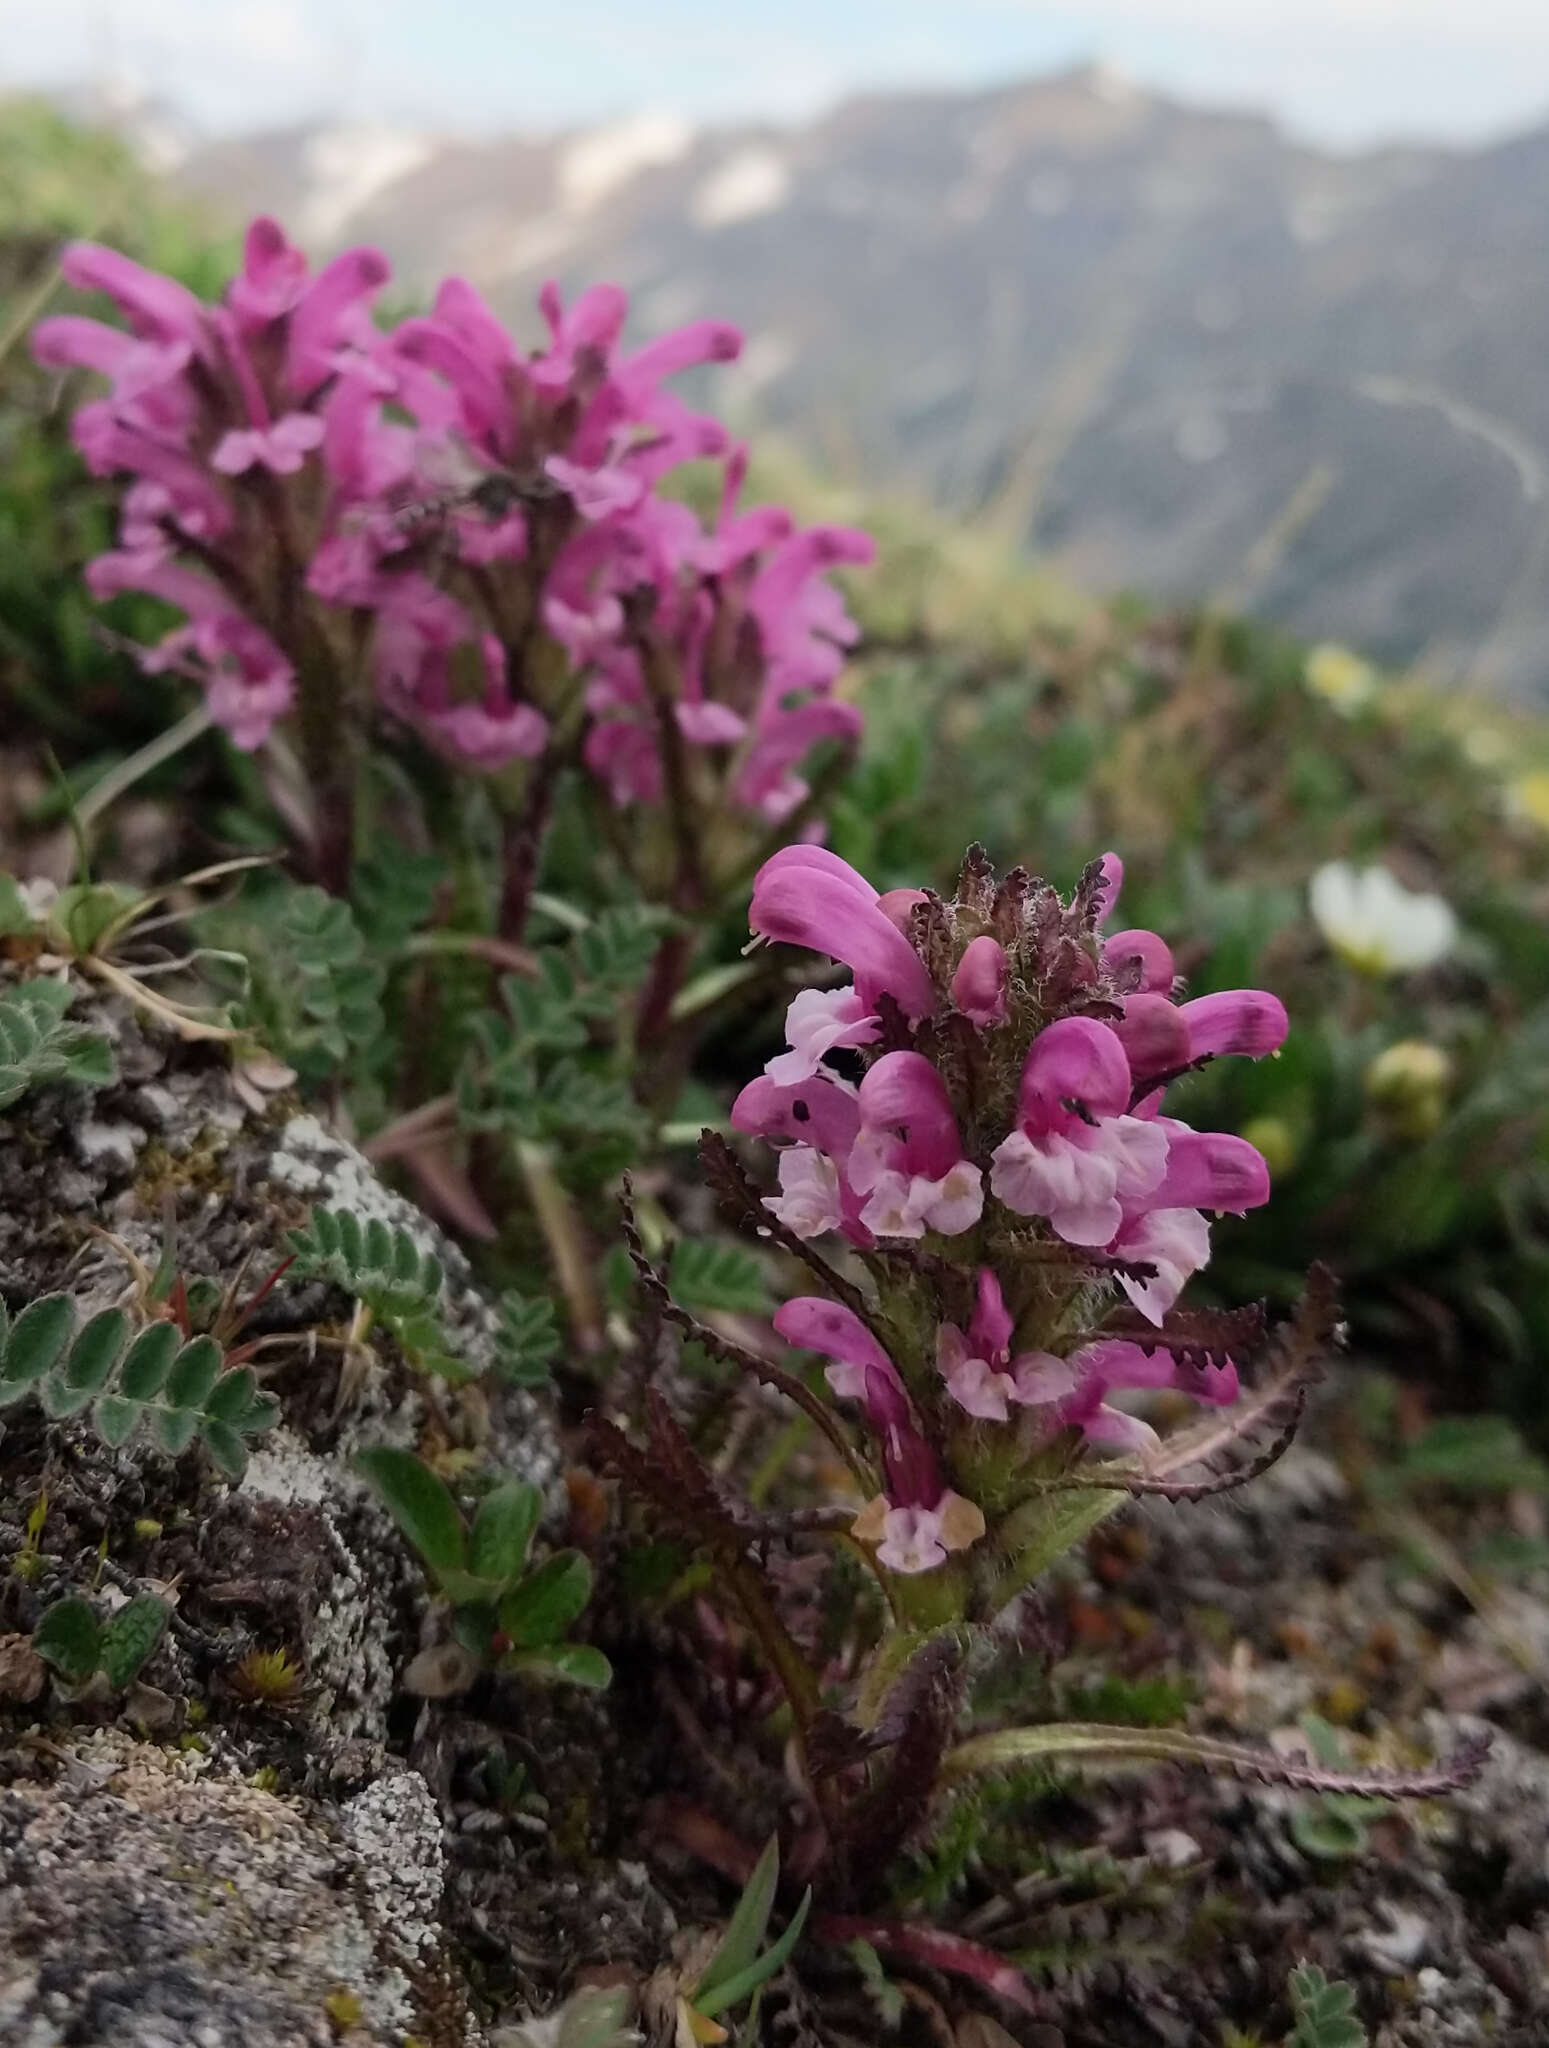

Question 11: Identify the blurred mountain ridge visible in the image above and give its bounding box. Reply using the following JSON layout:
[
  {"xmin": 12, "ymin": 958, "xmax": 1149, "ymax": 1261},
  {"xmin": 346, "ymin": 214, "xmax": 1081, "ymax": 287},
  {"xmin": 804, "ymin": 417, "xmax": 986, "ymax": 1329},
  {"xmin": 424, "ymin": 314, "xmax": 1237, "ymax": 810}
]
[{"xmin": 112, "ymin": 67, "xmax": 1549, "ymax": 695}]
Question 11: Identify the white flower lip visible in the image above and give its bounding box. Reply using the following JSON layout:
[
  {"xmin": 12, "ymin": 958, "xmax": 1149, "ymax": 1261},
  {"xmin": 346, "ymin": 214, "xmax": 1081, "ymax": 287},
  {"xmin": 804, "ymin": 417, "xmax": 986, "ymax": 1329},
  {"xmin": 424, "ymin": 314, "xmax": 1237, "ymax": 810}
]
[{"xmin": 1309, "ymin": 860, "xmax": 1457, "ymax": 975}]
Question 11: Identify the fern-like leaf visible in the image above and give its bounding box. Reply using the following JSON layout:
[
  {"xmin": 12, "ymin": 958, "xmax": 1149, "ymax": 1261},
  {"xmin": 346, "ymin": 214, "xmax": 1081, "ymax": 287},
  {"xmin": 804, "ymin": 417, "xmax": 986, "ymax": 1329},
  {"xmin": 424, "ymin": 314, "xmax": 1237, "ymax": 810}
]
[{"xmin": 287, "ymin": 1205, "xmax": 469, "ymax": 1380}]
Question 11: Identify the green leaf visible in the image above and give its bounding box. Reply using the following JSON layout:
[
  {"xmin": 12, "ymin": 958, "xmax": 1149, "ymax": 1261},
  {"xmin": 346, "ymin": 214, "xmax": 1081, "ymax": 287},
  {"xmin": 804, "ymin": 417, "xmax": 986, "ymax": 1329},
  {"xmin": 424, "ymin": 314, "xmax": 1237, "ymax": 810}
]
[
  {"xmin": 119, "ymin": 1321, "xmax": 180, "ymax": 1399},
  {"xmin": 200, "ymin": 1419, "xmax": 249, "ymax": 1481},
  {"xmin": 204, "ymin": 1366, "xmax": 259, "ymax": 1423},
  {"xmin": 498, "ymin": 1551, "xmax": 593, "ymax": 1648},
  {"xmin": 0, "ymin": 980, "xmax": 115, "ymax": 1110},
  {"xmin": 56, "ymin": 1307, "xmax": 131, "ymax": 1408},
  {"xmin": 32, "ymin": 1596, "xmax": 102, "ymax": 1684},
  {"xmin": 694, "ymin": 1883, "xmax": 812, "ymax": 2019},
  {"xmin": 165, "ymin": 1334, "xmax": 223, "ymax": 1410},
  {"xmin": 1398, "ymin": 1415, "xmax": 1548, "ymax": 1495},
  {"xmin": 502, "ymin": 1643, "xmax": 612, "ymax": 1690},
  {"xmin": 668, "ymin": 1238, "xmax": 769, "ymax": 1316},
  {"xmin": 493, "ymin": 1290, "xmax": 561, "ymax": 1387},
  {"xmin": 152, "ymin": 1407, "xmax": 201, "ymax": 1456},
  {"xmin": 1288, "ymin": 1961, "xmax": 1368, "ymax": 2048},
  {"xmin": 94, "ymin": 1392, "xmax": 144, "ymax": 1447},
  {"xmin": 696, "ymin": 1834, "xmax": 780, "ymax": 2002},
  {"xmin": 3, "ymin": 1294, "xmax": 77, "ymax": 1386},
  {"xmin": 468, "ymin": 1481, "xmax": 543, "ymax": 1588},
  {"xmin": 357, "ymin": 1447, "xmax": 468, "ymax": 1579},
  {"xmin": 98, "ymin": 1594, "xmax": 170, "ymax": 1689}
]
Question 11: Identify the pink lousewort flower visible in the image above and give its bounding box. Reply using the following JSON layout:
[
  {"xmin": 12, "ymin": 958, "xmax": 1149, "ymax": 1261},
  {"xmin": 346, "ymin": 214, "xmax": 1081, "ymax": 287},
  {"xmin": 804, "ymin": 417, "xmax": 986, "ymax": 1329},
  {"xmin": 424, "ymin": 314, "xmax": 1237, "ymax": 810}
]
[
  {"xmin": 749, "ymin": 845, "xmax": 1290, "ymax": 1569},
  {"xmin": 749, "ymin": 848, "xmax": 935, "ymax": 1019},
  {"xmin": 988, "ymin": 1017, "xmax": 1170, "ymax": 1246},
  {"xmin": 951, "ymin": 935, "xmax": 1009, "ymax": 1027},
  {"xmin": 36, "ymin": 222, "xmax": 870, "ymax": 814}
]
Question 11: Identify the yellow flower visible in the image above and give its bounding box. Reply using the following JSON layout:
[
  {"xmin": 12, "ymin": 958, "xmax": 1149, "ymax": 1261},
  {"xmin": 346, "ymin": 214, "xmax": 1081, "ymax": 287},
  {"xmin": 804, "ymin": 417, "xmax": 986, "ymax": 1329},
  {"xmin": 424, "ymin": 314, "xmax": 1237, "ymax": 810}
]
[
  {"xmin": 1305, "ymin": 643, "xmax": 1376, "ymax": 716},
  {"xmin": 1506, "ymin": 770, "xmax": 1549, "ymax": 834}
]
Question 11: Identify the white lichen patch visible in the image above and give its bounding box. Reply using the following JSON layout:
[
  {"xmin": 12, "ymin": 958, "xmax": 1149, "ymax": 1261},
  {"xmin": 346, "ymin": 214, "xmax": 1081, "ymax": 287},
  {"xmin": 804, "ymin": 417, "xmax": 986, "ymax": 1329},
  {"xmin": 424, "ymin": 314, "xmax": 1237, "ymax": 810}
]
[
  {"xmin": 0, "ymin": 1731, "xmax": 469, "ymax": 2047},
  {"xmin": 343, "ymin": 1771, "xmax": 446, "ymax": 1964}
]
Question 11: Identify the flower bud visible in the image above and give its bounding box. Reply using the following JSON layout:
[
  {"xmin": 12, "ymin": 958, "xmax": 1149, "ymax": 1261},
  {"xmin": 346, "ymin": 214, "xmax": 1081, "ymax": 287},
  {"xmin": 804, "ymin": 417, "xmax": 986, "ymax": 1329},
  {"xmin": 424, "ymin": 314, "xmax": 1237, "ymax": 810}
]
[{"xmin": 1365, "ymin": 1039, "xmax": 1452, "ymax": 1141}]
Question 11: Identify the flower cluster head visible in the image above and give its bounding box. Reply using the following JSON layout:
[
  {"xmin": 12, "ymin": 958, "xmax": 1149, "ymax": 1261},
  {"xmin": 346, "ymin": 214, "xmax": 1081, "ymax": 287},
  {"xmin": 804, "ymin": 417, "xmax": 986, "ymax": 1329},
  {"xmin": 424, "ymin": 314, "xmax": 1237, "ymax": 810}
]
[
  {"xmin": 33, "ymin": 219, "xmax": 871, "ymax": 835},
  {"xmin": 733, "ymin": 846, "xmax": 1288, "ymax": 1578}
]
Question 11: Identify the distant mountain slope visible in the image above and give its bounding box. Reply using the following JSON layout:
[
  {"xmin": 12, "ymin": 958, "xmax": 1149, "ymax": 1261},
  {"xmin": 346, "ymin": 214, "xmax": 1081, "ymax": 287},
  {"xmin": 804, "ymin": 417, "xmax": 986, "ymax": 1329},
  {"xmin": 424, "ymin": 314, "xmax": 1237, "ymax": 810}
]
[{"xmin": 174, "ymin": 70, "xmax": 1549, "ymax": 697}]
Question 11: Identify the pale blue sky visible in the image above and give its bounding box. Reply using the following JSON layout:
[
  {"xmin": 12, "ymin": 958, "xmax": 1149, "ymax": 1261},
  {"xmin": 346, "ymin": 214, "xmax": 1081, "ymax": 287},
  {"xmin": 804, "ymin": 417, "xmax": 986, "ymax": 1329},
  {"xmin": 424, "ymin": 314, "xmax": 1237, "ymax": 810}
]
[{"xmin": 4, "ymin": 0, "xmax": 1549, "ymax": 149}]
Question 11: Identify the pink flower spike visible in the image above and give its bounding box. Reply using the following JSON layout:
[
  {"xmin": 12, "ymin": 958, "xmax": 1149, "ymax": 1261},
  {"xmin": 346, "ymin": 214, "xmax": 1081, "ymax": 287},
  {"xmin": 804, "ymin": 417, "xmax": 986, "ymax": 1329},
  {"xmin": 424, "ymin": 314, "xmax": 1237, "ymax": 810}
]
[
  {"xmin": 1102, "ymin": 927, "xmax": 1175, "ymax": 993},
  {"xmin": 765, "ymin": 986, "xmax": 880, "ymax": 1086},
  {"xmin": 857, "ymin": 1053, "xmax": 964, "ymax": 1180},
  {"xmin": 938, "ymin": 1323, "xmax": 1016, "ymax": 1421},
  {"xmin": 1179, "ymin": 990, "xmax": 1289, "ymax": 1062},
  {"xmin": 59, "ymin": 242, "xmax": 209, "ymax": 352},
  {"xmin": 1008, "ymin": 1351, "xmax": 1082, "ymax": 1404},
  {"xmin": 1151, "ymin": 1127, "xmax": 1272, "ymax": 1213},
  {"xmin": 211, "ymin": 411, "xmax": 325, "ymax": 477},
  {"xmin": 544, "ymin": 454, "xmax": 647, "ymax": 520},
  {"xmin": 750, "ymin": 856, "xmax": 935, "ymax": 1020},
  {"xmin": 1111, "ymin": 1208, "xmax": 1212, "ymax": 1323},
  {"xmin": 286, "ymin": 244, "xmax": 391, "ymax": 395},
  {"xmin": 951, "ymin": 935, "xmax": 1009, "ymax": 1026},
  {"xmin": 1097, "ymin": 851, "xmax": 1124, "ymax": 924},
  {"xmin": 1016, "ymin": 1015, "xmax": 1133, "ymax": 1126},
  {"xmin": 730, "ymin": 1073, "xmax": 861, "ymax": 1156},
  {"xmin": 772, "ymin": 1298, "xmax": 898, "ymax": 1403},
  {"xmin": 228, "ymin": 217, "xmax": 309, "ymax": 326},
  {"xmin": 1109, "ymin": 994, "xmax": 1191, "ymax": 1090},
  {"xmin": 675, "ymin": 701, "xmax": 746, "ymax": 745},
  {"xmin": 875, "ymin": 888, "xmax": 926, "ymax": 934},
  {"xmin": 763, "ymin": 1148, "xmax": 847, "ymax": 1238},
  {"xmin": 971, "ymin": 1268, "xmax": 1015, "ymax": 1359}
]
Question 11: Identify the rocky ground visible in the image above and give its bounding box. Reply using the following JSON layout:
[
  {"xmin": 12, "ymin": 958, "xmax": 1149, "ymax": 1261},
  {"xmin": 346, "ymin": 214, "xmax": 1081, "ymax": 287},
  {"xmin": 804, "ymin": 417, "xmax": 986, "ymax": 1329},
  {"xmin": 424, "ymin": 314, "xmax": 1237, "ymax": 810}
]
[{"xmin": 2, "ymin": 979, "xmax": 1548, "ymax": 2048}]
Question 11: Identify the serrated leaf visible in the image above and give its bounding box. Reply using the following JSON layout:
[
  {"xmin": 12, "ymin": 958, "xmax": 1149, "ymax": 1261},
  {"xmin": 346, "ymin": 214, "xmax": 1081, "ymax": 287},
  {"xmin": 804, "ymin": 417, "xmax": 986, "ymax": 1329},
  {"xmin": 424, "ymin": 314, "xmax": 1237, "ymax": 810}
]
[
  {"xmin": 3, "ymin": 1294, "xmax": 76, "ymax": 1385},
  {"xmin": 32, "ymin": 1597, "xmax": 101, "ymax": 1684},
  {"xmin": 498, "ymin": 1550, "xmax": 593, "ymax": 1648},
  {"xmin": 468, "ymin": 1481, "xmax": 543, "ymax": 1588},
  {"xmin": 357, "ymin": 1446, "xmax": 467, "ymax": 1578},
  {"xmin": 119, "ymin": 1321, "xmax": 180, "ymax": 1399},
  {"xmin": 98, "ymin": 1595, "xmax": 170, "ymax": 1689},
  {"xmin": 165, "ymin": 1334, "xmax": 223, "ymax": 1410},
  {"xmin": 503, "ymin": 1642, "xmax": 612, "ymax": 1690}
]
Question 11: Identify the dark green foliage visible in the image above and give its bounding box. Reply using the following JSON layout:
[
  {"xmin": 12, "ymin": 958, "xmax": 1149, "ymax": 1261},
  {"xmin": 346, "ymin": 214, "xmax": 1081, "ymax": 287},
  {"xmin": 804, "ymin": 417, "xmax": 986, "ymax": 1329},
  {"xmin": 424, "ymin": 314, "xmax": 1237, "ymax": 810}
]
[
  {"xmin": 1287, "ymin": 1962, "xmax": 1367, "ymax": 2048},
  {"xmin": 668, "ymin": 1238, "xmax": 770, "ymax": 1316},
  {"xmin": 493, "ymin": 1290, "xmax": 561, "ymax": 1386},
  {"xmin": 197, "ymin": 879, "xmax": 390, "ymax": 1093},
  {"xmin": 357, "ymin": 1448, "xmax": 609, "ymax": 1690},
  {"xmin": 286, "ymin": 1205, "xmax": 467, "ymax": 1380},
  {"xmin": 0, "ymin": 1295, "xmax": 278, "ymax": 1478},
  {"xmin": 33, "ymin": 1591, "xmax": 170, "ymax": 1692},
  {"xmin": 0, "ymin": 978, "xmax": 115, "ymax": 1109},
  {"xmin": 454, "ymin": 908, "xmax": 661, "ymax": 1179}
]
